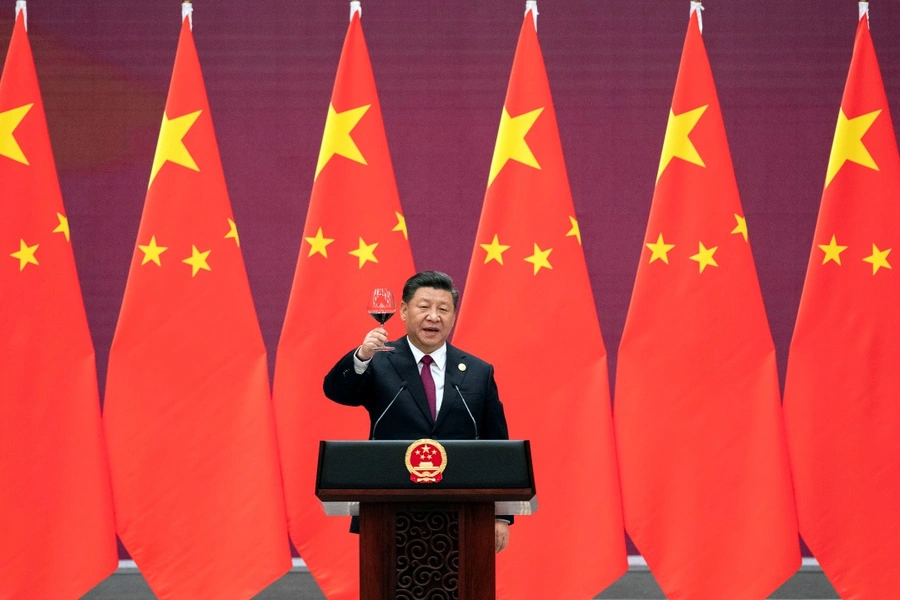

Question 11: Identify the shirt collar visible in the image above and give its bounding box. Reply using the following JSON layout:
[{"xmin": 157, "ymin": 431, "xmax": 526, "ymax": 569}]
[{"xmin": 406, "ymin": 338, "xmax": 447, "ymax": 371}]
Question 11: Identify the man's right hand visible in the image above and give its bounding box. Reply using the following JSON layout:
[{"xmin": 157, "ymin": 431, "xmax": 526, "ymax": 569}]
[{"xmin": 355, "ymin": 327, "xmax": 389, "ymax": 361}]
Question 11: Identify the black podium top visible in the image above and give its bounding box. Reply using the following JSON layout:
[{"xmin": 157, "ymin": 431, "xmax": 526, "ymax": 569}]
[{"xmin": 315, "ymin": 440, "xmax": 537, "ymax": 515}]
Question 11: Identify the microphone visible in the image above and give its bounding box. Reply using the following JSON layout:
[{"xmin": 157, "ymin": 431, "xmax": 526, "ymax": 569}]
[
  {"xmin": 454, "ymin": 384, "xmax": 479, "ymax": 440},
  {"xmin": 371, "ymin": 381, "xmax": 407, "ymax": 440}
]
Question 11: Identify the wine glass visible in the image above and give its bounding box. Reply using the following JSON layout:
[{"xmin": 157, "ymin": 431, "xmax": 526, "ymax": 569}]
[{"xmin": 367, "ymin": 288, "xmax": 396, "ymax": 352}]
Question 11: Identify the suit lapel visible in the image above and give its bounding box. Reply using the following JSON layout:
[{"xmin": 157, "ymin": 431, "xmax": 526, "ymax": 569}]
[
  {"xmin": 387, "ymin": 337, "xmax": 433, "ymax": 424},
  {"xmin": 435, "ymin": 344, "xmax": 470, "ymax": 431}
]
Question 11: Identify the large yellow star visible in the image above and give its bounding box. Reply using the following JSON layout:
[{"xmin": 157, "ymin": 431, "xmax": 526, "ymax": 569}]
[
  {"xmin": 825, "ymin": 109, "xmax": 881, "ymax": 188},
  {"xmin": 818, "ymin": 235, "xmax": 847, "ymax": 266},
  {"xmin": 731, "ymin": 214, "xmax": 748, "ymax": 242},
  {"xmin": 138, "ymin": 235, "xmax": 168, "ymax": 266},
  {"xmin": 349, "ymin": 237, "xmax": 378, "ymax": 268},
  {"xmin": 315, "ymin": 103, "xmax": 370, "ymax": 180},
  {"xmin": 10, "ymin": 239, "xmax": 39, "ymax": 270},
  {"xmin": 149, "ymin": 110, "xmax": 203, "ymax": 187},
  {"xmin": 646, "ymin": 233, "xmax": 675, "ymax": 264},
  {"xmin": 862, "ymin": 243, "xmax": 891, "ymax": 275},
  {"xmin": 524, "ymin": 243, "xmax": 553, "ymax": 275},
  {"xmin": 392, "ymin": 212, "xmax": 408, "ymax": 240},
  {"xmin": 0, "ymin": 103, "xmax": 33, "ymax": 165},
  {"xmin": 480, "ymin": 234, "xmax": 510, "ymax": 265},
  {"xmin": 53, "ymin": 212, "xmax": 71, "ymax": 242},
  {"xmin": 305, "ymin": 227, "xmax": 335, "ymax": 258},
  {"xmin": 225, "ymin": 218, "xmax": 240, "ymax": 247},
  {"xmin": 488, "ymin": 106, "xmax": 544, "ymax": 187},
  {"xmin": 657, "ymin": 104, "xmax": 708, "ymax": 182},
  {"xmin": 689, "ymin": 241, "xmax": 718, "ymax": 273},
  {"xmin": 566, "ymin": 216, "xmax": 582, "ymax": 245},
  {"xmin": 182, "ymin": 245, "xmax": 211, "ymax": 277}
]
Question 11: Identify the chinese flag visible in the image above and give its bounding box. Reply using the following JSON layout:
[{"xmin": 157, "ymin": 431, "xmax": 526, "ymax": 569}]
[
  {"xmin": 272, "ymin": 8, "xmax": 415, "ymax": 599},
  {"xmin": 103, "ymin": 14, "xmax": 290, "ymax": 599},
  {"xmin": 783, "ymin": 10, "xmax": 900, "ymax": 598},
  {"xmin": 613, "ymin": 9, "xmax": 799, "ymax": 599},
  {"xmin": 452, "ymin": 8, "xmax": 626, "ymax": 599},
  {"xmin": 0, "ymin": 10, "xmax": 117, "ymax": 598}
]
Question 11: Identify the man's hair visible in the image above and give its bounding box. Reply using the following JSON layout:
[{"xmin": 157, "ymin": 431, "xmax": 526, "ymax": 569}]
[{"xmin": 402, "ymin": 271, "xmax": 459, "ymax": 309}]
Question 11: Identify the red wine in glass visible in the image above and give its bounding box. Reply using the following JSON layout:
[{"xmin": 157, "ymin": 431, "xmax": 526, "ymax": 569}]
[{"xmin": 368, "ymin": 288, "xmax": 396, "ymax": 351}]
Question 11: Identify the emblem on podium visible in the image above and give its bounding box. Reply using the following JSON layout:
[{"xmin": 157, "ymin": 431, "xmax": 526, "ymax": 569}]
[{"xmin": 405, "ymin": 439, "xmax": 447, "ymax": 483}]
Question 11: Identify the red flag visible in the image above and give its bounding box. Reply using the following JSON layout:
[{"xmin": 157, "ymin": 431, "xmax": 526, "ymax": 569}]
[
  {"xmin": 783, "ymin": 11, "xmax": 900, "ymax": 598},
  {"xmin": 452, "ymin": 8, "xmax": 626, "ymax": 598},
  {"xmin": 613, "ymin": 9, "xmax": 799, "ymax": 599},
  {"xmin": 272, "ymin": 8, "xmax": 415, "ymax": 599},
  {"xmin": 103, "ymin": 14, "xmax": 290, "ymax": 599},
  {"xmin": 0, "ymin": 10, "xmax": 117, "ymax": 598}
]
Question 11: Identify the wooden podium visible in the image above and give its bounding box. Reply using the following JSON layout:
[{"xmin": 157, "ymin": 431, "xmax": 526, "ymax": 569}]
[{"xmin": 316, "ymin": 440, "xmax": 536, "ymax": 600}]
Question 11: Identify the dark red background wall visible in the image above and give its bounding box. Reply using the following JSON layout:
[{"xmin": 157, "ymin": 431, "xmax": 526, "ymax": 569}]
[{"xmin": 2, "ymin": 0, "xmax": 899, "ymax": 462}]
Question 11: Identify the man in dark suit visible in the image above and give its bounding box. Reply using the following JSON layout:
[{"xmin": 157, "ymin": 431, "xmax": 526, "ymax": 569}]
[{"xmin": 323, "ymin": 271, "xmax": 512, "ymax": 552}]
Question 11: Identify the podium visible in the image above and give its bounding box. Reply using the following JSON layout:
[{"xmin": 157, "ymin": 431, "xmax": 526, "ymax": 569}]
[{"xmin": 316, "ymin": 440, "xmax": 536, "ymax": 600}]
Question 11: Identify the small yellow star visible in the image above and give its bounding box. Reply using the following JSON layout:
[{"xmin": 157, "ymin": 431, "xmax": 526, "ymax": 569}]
[
  {"xmin": 0, "ymin": 103, "xmax": 33, "ymax": 165},
  {"xmin": 53, "ymin": 212, "xmax": 71, "ymax": 242},
  {"xmin": 731, "ymin": 214, "xmax": 748, "ymax": 242},
  {"xmin": 657, "ymin": 104, "xmax": 708, "ymax": 182},
  {"xmin": 862, "ymin": 243, "xmax": 891, "ymax": 275},
  {"xmin": 480, "ymin": 234, "xmax": 510, "ymax": 265},
  {"xmin": 689, "ymin": 241, "xmax": 718, "ymax": 273},
  {"xmin": 392, "ymin": 212, "xmax": 408, "ymax": 240},
  {"xmin": 10, "ymin": 239, "xmax": 39, "ymax": 270},
  {"xmin": 315, "ymin": 103, "xmax": 371, "ymax": 180},
  {"xmin": 138, "ymin": 235, "xmax": 168, "ymax": 266},
  {"xmin": 182, "ymin": 245, "xmax": 211, "ymax": 277},
  {"xmin": 646, "ymin": 233, "xmax": 675, "ymax": 264},
  {"xmin": 818, "ymin": 235, "xmax": 847, "ymax": 266},
  {"xmin": 524, "ymin": 243, "xmax": 553, "ymax": 275},
  {"xmin": 566, "ymin": 216, "xmax": 582, "ymax": 245},
  {"xmin": 488, "ymin": 106, "xmax": 544, "ymax": 187},
  {"xmin": 224, "ymin": 218, "xmax": 240, "ymax": 247},
  {"xmin": 305, "ymin": 227, "xmax": 335, "ymax": 258},
  {"xmin": 826, "ymin": 109, "xmax": 881, "ymax": 188},
  {"xmin": 349, "ymin": 237, "xmax": 378, "ymax": 268}
]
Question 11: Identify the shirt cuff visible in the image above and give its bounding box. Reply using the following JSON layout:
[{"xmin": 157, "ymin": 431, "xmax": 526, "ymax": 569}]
[{"xmin": 353, "ymin": 347, "xmax": 371, "ymax": 374}]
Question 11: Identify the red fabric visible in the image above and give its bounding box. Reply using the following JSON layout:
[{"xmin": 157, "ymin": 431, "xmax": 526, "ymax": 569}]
[
  {"xmin": 452, "ymin": 10, "xmax": 626, "ymax": 599},
  {"xmin": 0, "ymin": 13, "xmax": 117, "ymax": 598},
  {"xmin": 784, "ymin": 15, "xmax": 900, "ymax": 599},
  {"xmin": 272, "ymin": 12, "xmax": 415, "ymax": 600},
  {"xmin": 103, "ymin": 17, "xmax": 289, "ymax": 599},
  {"xmin": 613, "ymin": 12, "xmax": 800, "ymax": 599}
]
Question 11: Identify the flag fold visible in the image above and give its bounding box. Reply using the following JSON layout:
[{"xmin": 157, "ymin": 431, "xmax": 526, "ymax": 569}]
[
  {"xmin": 452, "ymin": 8, "xmax": 627, "ymax": 599},
  {"xmin": 1, "ymin": 12, "xmax": 117, "ymax": 598},
  {"xmin": 272, "ymin": 11, "xmax": 416, "ymax": 600},
  {"xmin": 784, "ymin": 13, "xmax": 900, "ymax": 599},
  {"xmin": 103, "ymin": 17, "xmax": 289, "ymax": 599},
  {"xmin": 613, "ymin": 11, "xmax": 800, "ymax": 599}
]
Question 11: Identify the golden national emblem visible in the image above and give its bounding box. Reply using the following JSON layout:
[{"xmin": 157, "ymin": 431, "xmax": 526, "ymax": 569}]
[{"xmin": 405, "ymin": 439, "xmax": 447, "ymax": 484}]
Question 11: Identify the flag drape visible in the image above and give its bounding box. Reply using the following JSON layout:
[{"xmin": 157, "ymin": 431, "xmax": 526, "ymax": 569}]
[
  {"xmin": 103, "ymin": 16, "xmax": 289, "ymax": 599},
  {"xmin": 613, "ymin": 10, "xmax": 800, "ymax": 599},
  {"xmin": 272, "ymin": 9, "xmax": 416, "ymax": 599},
  {"xmin": 452, "ymin": 7, "xmax": 627, "ymax": 599},
  {"xmin": 0, "ymin": 11, "xmax": 117, "ymax": 598},
  {"xmin": 784, "ymin": 11, "xmax": 900, "ymax": 599}
]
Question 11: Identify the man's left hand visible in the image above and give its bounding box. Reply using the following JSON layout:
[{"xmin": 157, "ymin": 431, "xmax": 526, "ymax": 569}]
[{"xmin": 494, "ymin": 520, "xmax": 510, "ymax": 553}]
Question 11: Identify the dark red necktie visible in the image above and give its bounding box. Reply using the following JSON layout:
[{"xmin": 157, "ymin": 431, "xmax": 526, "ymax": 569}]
[{"xmin": 420, "ymin": 355, "xmax": 436, "ymax": 419}]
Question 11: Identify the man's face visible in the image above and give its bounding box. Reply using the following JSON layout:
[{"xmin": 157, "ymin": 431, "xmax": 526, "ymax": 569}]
[{"xmin": 400, "ymin": 286, "xmax": 456, "ymax": 354}]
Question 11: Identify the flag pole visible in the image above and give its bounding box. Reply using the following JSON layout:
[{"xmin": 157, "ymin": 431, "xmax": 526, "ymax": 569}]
[
  {"xmin": 15, "ymin": 0, "xmax": 26, "ymax": 30},
  {"xmin": 690, "ymin": 1, "xmax": 703, "ymax": 33},
  {"xmin": 525, "ymin": 1, "xmax": 538, "ymax": 30},
  {"xmin": 182, "ymin": 0, "xmax": 193, "ymax": 30},
  {"xmin": 350, "ymin": 0, "xmax": 361, "ymax": 21}
]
